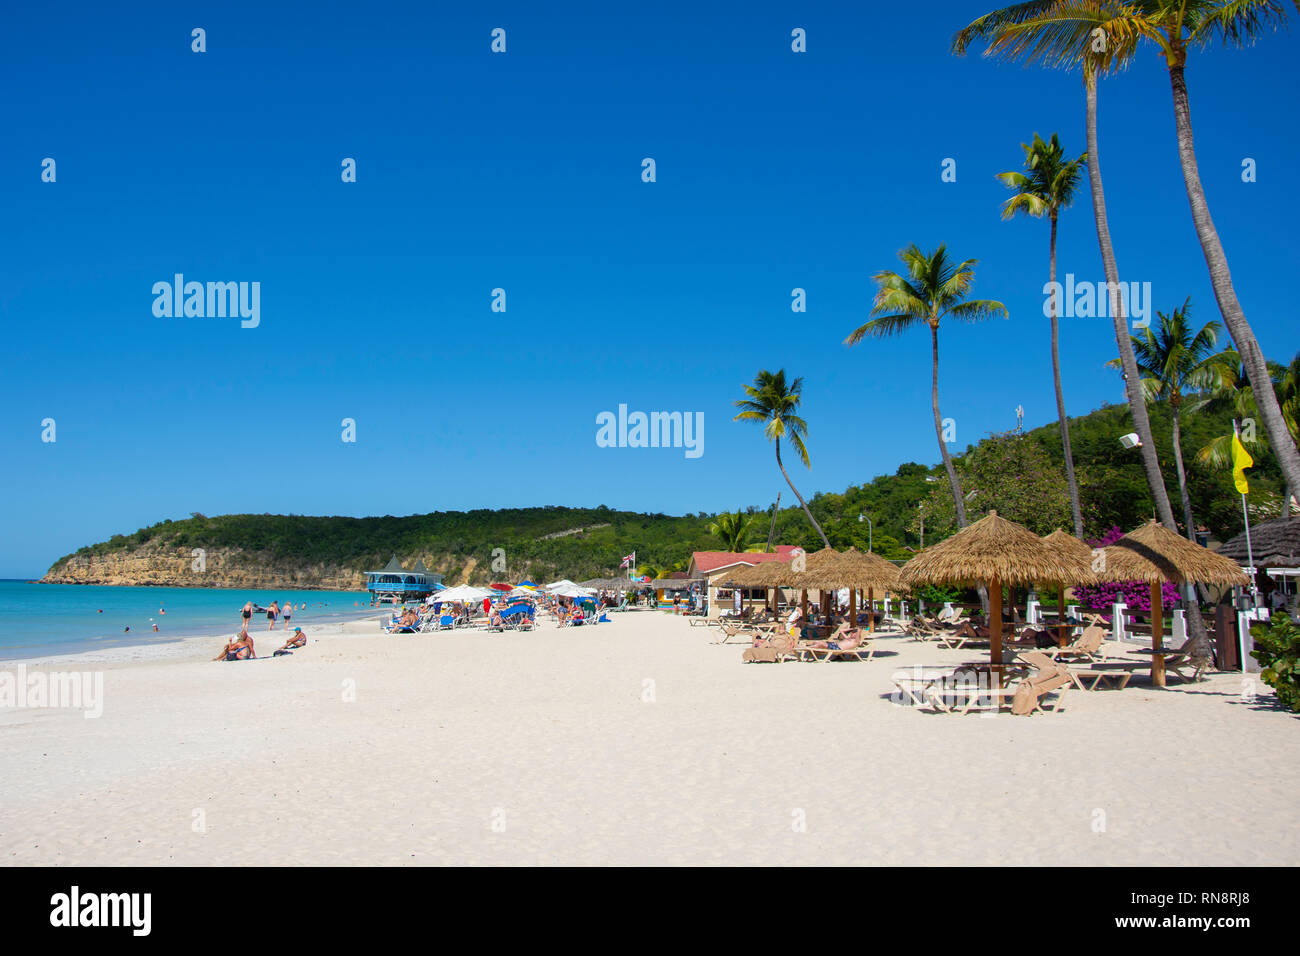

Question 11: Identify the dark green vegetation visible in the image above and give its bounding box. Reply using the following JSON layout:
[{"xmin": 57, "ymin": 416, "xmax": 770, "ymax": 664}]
[
  {"xmin": 1251, "ymin": 616, "xmax": 1300, "ymax": 714},
  {"xmin": 49, "ymin": 401, "xmax": 1284, "ymax": 583}
]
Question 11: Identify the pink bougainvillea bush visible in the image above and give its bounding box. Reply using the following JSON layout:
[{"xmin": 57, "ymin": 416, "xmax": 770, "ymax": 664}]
[{"xmin": 1071, "ymin": 527, "xmax": 1181, "ymax": 617}]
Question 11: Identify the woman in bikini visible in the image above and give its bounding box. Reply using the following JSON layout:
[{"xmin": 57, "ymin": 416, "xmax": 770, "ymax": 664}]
[{"xmin": 281, "ymin": 599, "xmax": 293, "ymax": 631}]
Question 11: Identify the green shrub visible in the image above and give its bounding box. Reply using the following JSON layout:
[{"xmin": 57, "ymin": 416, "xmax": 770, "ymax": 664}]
[{"xmin": 1250, "ymin": 616, "xmax": 1300, "ymax": 713}]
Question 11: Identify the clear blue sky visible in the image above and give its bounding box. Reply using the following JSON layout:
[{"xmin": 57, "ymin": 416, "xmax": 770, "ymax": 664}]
[{"xmin": 2, "ymin": 1, "xmax": 1296, "ymax": 577}]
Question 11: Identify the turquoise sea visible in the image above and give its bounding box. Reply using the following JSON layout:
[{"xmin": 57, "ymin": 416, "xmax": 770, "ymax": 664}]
[{"xmin": 0, "ymin": 580, "xmax": 376, "ymax": 660}]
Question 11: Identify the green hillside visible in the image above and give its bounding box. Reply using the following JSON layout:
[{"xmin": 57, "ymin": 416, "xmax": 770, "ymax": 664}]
[{"xmin": 47, "ymin": 401, "xmax": 1283, "ymax": 583}]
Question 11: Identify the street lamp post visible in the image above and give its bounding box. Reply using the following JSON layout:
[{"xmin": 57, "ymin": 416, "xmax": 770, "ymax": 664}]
[{"xmin": 858, "ymin": 512, "xmax": 872, "ymax": 553}]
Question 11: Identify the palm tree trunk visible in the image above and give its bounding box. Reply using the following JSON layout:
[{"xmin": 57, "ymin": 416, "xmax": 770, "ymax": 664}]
[
  {"xmin": 1170, "ymin": 401, "xmax": 1197, "ymax": 540},
  {"xmin": 1167, "ymin": 61, "xmax": 1300, "ymax": 499},
  {"xmin": 1084, "ymin": 71, "xmax": 1178, "ymax": 531},
  {"xmin": 1050, "ymin": 211, "xmax": 1084, "ymax": 537},
  {"xmin": 931, "ymin": 322, "xmax": 968, "ymax": 528},
  {"xmin": 765, "ymin": 491, "xmax": 781, "ymax": 552},
  {"xmin": 775, "ymin": 437, "xmax": 830, "ymax": 548}
]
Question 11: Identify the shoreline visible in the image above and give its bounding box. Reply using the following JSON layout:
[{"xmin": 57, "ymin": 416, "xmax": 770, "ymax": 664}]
[{"xmin": 0, "ymin": 610, "xmax": 386, "ymax": 669}]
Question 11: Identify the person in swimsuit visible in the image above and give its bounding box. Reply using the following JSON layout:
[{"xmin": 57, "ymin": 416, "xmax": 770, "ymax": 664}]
[
  {"xmin": 805, "ymin": 629, "xmax": 863, "ymax": 652},
  {"xmin": 242, "ymin": 602, "xmax": 253, "ymax": 629},
  {"xmin": 281, "ymin": 599, "xmax": 292, "ymax": 630},
  {"xmin": 266, "ymin": 601, "xmax": 279, "ymax": 630},
  {"xmin": 215, "ymin": 633, "xmax": 255, "ymax": 661},
  {"xmin": 277, "ymin": 627, "xmax": 307, "ymax": 651}
]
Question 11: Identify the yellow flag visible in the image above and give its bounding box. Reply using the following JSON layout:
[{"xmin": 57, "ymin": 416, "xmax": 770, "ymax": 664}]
[{"xmin": 1231, "ymin": 433, "xmax": 1253, "ymax": 494}]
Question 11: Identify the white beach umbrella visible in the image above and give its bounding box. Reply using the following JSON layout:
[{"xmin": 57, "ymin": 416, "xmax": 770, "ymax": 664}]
[
  {"xmin": 552, "ymin": 583, "xmax": 596, "ymax": 598},
  {"xmin": 434, "ymin": 585, "xmax": 493, "ymax": 602},
  {"xmin": 545, "ymin": 579, "xmax": 578, "ymax": 591}
]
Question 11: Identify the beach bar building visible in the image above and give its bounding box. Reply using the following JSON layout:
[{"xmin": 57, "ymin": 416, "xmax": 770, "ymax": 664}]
[
  {"xmin": 365, "ymin": 556, "xmax": 443, "ymax": 603},
  {"xmin": 688, "ymin": 545, "xmax": 801, "ymax": 617}
]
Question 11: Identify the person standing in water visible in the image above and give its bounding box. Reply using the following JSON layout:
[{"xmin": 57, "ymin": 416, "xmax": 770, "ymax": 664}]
[
  {"xmin": 281, "ymin": 599, "xmax": 293, "ymax": 631},
  {"xmin": 266, "ymin": 601, "xmax": 279, "ymax": 630}
]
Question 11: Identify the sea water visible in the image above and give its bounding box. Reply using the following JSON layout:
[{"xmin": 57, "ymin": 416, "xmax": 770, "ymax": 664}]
[{"xmin": 0, "ymin": 580, "xmax": 376, "ymax": 661}]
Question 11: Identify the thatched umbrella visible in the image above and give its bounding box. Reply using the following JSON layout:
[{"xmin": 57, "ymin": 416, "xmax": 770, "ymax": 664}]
[
  {"xmin": 1098, "ymin": 520, "xmax": 1250, "ymax": 687},
  {"xmin": 1041, "ymin": 530, "xmax": 1097, "ymax": 647},
  {"xmin": 721, "ymin": 562, "xmax": 783, "ymax": 614},
  {"xmin": 900, "ymin": 511, "xmax": 1096, "ymax": 676},
  {"xmin": 791, "ymin": 547, "xmax": 902, "ymax": 631}
]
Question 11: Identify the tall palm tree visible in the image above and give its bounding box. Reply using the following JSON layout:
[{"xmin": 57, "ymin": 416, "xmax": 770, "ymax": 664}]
[
  {"xmin": 708, "ymin": 510, "xmax": 756, "ymax": 553},
  {"xmin": 998, "ymin": 131, "xmax": 1088, "ymax": 537},
  {"xmin": 953, "ymin": 2, "xmax": 1181, "ymax": 535},
  {"xmin": 733, "ymin": 369, "xmax": 830, "ymax": 548},
  {"xmin": 1110, "ymin": 299, "xmax": 1229, "ymax": 539},
  {"xmin": 845, "ymin": 244, "xmax": 1008, "ymax": 528},
  {"xmin": 1083, "ymin": 0, "xmax": 1300, "ymax": 508}
]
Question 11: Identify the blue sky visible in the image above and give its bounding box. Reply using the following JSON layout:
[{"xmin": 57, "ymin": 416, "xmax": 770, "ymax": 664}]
[{"xmin": 2, "ymin": 1, "xmax": 1296, "ymax": 577}]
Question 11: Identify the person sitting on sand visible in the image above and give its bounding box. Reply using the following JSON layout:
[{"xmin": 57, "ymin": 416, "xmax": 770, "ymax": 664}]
[
  {"xmin": 215, "ymin": 633, "xmax": 256, "ymax": 661},
  {"xmin": 277, "ymin": 627, "xmax": 307, "ymax": 651}
]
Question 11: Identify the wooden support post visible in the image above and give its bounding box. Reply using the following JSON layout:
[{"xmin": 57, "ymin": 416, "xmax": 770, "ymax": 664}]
[
  {"xmin": 1151, "ymin": 581, "xmax": 1165, "ymax": 688},
  {"xmin": 990, "ymin": 574, "xmax": 1003, "ymax": 688},
  {"xmin": 868, "ymin": 588, "xmax": 875, "ymax": 632},
  {"xmin": 1058, "ymin": 582, "xmax": 1069, "ymax": 648}
]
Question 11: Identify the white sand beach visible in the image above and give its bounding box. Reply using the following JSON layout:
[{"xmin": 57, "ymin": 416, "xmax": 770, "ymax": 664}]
[{"xmin": 2, "ymin": 610, "xmax": 1296, "ymax": 866}]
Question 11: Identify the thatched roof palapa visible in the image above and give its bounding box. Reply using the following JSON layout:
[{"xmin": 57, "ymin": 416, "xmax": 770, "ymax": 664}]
[
  {"xmin": 1040, "ymin": 529, "xmax": 1095, "ymax": 568},
  {"xmin": 1098, "ymin": 520, "xmax": 1250, "ymax": 587},
  {"xmin": 579, "ymin": 577, "xmax": 636, "ymax": 590},
  {"xmin": 791, "ymin": 547, "xmax": 903, "ymax": 592},
  {"xmin": 1217, "ymin": 516, "xmax": 1300, "ymax": 568},
  {"xmin": 900, "ymin": 511, "xmax": 1096, "ymax": 587},
  {"xmin": 648, "ymin": 575, "xmax": 703, "ymax": 590}
]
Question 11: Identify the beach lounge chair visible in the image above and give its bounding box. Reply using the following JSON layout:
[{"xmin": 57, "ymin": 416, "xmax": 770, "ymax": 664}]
[
  {"xmin": 1090, "ymin": 634, "xmax": 1212, "ymax": 685},
  {"xmin": 800, "ymin": 628, "xmax": 875, "ymax": 662},
  {"xmin": 714, "ymin": 620, "xmax": 758, "ymax": 644},
  {"xmin": 742, "ymin": 631, "xmax": 799, "ymax": 663},
  {"xmin": 1049, "ymin": 618, "xmax": 1109, "ymax": 663},
  {"xmin": 1010, "ymin": 652, "xmax": 1073, "ymax": 715}
]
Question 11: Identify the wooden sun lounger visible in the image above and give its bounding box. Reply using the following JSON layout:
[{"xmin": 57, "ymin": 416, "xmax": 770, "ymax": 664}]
[
  {"xmin": 1069, "ymin": 667, "xmax": 1133, "ymax": 691},
  {"xmin": 800, "ymin": 639, "xmax": 875, "ymax": 662}
]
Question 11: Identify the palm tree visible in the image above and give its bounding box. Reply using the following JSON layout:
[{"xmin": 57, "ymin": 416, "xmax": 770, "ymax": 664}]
[
  {"xmin": 1110, "ymin": 299, "xmax": 1229, "ymax": 539},
  {"xmin": 1075, "ymin": 1, "xmax": 1300, "ymax": 509},
  {"xmin": 845, "ymin": 244, "xmax": 1008, "ymax": 528},
  {"xmin": 998, "ymin": 131, "xmax": 1088, "ymax": 537},
  {"xmin": 733, "ymin": 370, "xmax": 830, "ymax": 548},
  {"xmin": 953, "ymin": 2, "xmax": 1181, "ymax": 535},
  {"xmin": 708, "ymin": 510, "xmax": 756, "ymax": 552},
  {"xmin": 1198, "ymin": 350, "xmax": 1300, "ymax": 516}
]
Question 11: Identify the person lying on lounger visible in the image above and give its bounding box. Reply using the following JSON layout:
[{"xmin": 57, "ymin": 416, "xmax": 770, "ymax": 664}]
[
  {"xmin": 214, "ymin": 633, "xmax": 256, "ymax": 661},
  {"xmin": 802, "ymin": 629, "xmax": 863, "ymax": 652}
]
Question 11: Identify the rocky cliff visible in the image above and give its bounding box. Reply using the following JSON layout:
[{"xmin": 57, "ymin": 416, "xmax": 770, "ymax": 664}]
[{"xmin": 41, "ymin": 544, "xmax": 367, "ymax": 590}]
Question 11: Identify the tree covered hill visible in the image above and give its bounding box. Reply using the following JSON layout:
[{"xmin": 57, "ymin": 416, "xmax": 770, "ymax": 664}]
[{"xmin": 44, "ymin": 400, "xmax": 1282, "ymax": 586}]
